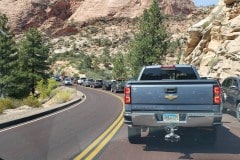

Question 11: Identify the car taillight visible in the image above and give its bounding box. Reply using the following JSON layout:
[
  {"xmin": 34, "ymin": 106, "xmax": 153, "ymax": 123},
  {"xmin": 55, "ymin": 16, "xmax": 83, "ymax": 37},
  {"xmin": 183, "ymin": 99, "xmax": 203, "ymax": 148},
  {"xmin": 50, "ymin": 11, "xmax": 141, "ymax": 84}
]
[
  {"xmin": 213, "ymin": 85, "xmax": 221, "ymax": 104},
  {"xmin": 124, "ymin": 87, "xmax": 131, "ymax": 104}
]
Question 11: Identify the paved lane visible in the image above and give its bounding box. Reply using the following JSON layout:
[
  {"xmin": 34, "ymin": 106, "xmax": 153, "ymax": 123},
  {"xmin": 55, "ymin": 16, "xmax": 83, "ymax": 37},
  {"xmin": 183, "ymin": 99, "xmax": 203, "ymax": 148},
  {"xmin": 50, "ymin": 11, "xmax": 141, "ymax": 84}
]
[
  {"xmin": 0, "ymin": 87, "xmax": 122, "ymax": 160},
  {"xmin": 98, "ymin": 112, "xmax": 240, "ymax": 160}
]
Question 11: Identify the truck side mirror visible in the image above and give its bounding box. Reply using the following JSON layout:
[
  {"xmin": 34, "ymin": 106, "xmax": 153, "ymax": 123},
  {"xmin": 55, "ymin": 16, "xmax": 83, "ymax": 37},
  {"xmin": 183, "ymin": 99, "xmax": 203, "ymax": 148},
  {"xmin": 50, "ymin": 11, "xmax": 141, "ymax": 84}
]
[{"xmin": 230, "ymin": 85, "xmax": 238, "ymax": 90}]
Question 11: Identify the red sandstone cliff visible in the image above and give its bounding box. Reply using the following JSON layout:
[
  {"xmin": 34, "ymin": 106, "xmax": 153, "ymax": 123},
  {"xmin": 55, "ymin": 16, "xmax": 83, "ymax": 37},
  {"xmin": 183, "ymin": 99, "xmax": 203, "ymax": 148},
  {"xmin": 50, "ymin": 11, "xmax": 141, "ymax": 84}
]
[{"xmin": 0, "ymin": 0, "xmax": 196, "ymax": 36}]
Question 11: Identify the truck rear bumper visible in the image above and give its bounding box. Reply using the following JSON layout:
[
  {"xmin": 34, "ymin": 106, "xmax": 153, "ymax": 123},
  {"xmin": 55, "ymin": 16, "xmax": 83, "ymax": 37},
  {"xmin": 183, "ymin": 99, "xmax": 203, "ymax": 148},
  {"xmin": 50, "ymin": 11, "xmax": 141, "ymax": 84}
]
[{"xmin": 124, "ymin": 112, "xmax": 222, "ymax": 127}]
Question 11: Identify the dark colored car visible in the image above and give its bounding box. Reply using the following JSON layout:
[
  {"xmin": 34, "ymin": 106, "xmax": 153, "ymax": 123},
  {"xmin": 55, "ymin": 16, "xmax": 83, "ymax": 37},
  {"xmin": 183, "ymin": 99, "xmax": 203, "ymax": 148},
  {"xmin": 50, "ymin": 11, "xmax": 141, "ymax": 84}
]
[
  {"xmin": 73, "ymin": 77, "xmax": 79, "ymax": 84},
  {"xmin": 90, "ymin": 79, "xmax": 103, "ymax": 88},
  {"xmin": 82, "ymin": 78, "xmax": 94, "ymax": 87},
  {"xmin": 102, "ymin": 80, "xmax": 114, "ymax": 90},
  {"xmin": 222, "ymin": 76, "xmax": 240, "ymax": 121},
  {"xmin": 111, "ymin": 78, "xmax": 126, "ymax": 93},
  {"xmin": 52, "ymin": 75, "xmax": 61, "ymax": 81}
]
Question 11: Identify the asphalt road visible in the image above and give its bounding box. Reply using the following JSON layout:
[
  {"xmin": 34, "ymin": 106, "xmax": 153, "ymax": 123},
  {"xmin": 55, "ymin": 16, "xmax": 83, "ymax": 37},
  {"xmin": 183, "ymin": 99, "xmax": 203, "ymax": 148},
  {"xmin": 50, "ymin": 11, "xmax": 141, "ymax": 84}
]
[
  {"xmin": 1, "ymin": 87, "xmax": 240, "ymax": 160},
  {"xmin": 98, "ymin": 111, "xmax": 240, "ymax": 160},
  {"xmin": 0, "ymin": 86, "xmax": 122, "ymax": 160}
]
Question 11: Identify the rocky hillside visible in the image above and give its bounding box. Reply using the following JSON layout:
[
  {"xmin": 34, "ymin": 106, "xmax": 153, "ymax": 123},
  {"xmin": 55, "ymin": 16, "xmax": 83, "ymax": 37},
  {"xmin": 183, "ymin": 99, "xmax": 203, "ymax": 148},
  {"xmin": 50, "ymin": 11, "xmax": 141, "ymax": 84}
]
[
  {"xmin": 185, "ymin": 0, "xmax": 240, "ymax": 80},
  {"xmin": 0, "ymin": 0, "xmax": 196, "ymax": 36},
  {"xmin": 1, "ymin": 0, "xmax": 217, "ymax": 78}
]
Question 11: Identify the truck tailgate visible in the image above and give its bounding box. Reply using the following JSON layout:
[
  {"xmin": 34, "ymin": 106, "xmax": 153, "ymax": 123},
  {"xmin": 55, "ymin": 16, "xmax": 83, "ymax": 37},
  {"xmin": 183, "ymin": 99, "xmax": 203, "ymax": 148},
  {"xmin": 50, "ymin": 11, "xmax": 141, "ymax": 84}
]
[{"xmin": 130, "ymin": 80, "xmax": 216, "ymax": 105}]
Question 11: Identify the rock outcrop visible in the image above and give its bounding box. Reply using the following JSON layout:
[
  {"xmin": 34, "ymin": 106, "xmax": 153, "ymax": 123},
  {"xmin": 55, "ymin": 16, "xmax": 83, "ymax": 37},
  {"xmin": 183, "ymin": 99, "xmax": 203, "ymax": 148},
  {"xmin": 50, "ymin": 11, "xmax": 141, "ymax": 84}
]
[
  {"xmin": 185, "ymin": 0, "xmax": 240, "ymax": 80},
  {"xmin": 0, "ymin": 0, "xmax": 196, "ymax": 36},
  {"xmin": 69, "ymin": 0, "xmax": 196, "ymax": 23},
  {"xmin": 0, "ymin": 0, "xmax": 73, "ymax": 34}
]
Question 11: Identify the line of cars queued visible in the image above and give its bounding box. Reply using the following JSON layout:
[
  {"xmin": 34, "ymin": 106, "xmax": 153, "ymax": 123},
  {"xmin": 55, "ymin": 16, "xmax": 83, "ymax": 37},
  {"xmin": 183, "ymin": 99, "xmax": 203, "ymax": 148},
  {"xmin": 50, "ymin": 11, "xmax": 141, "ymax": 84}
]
[
  {"xmin": 59, "ymin": 75, "xmax": 240, "ymax": 121},
  {"xmin": 77, "ymin": 75, "xmax": 240, "ymax": 121},
  {"xmin": 77, "ymin": 77, "xmax": 126, "ymax": 93}
]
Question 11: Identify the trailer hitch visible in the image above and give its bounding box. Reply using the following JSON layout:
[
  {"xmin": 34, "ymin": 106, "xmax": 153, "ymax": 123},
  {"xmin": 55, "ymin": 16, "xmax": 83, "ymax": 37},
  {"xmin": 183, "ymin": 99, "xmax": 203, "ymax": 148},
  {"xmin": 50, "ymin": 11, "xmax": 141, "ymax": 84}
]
[{"xmin": 164, "ymin": 125, "xmax": 180, "ymax": 142}]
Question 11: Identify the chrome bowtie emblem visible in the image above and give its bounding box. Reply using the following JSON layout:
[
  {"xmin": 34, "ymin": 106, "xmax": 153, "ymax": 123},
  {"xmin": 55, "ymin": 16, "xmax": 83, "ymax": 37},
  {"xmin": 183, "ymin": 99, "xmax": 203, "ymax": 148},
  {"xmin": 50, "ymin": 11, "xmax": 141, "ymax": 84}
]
[{"xmin": 165, "ymin": 94, "xmax": 178, "ymax": 100}]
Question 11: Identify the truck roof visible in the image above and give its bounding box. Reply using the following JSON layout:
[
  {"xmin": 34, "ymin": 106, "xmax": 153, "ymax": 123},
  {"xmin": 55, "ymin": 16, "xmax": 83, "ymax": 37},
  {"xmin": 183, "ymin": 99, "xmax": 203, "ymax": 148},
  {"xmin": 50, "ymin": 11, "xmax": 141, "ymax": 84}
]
[{"xmin": 138, "ymin": 64, "xmax": 200, "ymax": 81}]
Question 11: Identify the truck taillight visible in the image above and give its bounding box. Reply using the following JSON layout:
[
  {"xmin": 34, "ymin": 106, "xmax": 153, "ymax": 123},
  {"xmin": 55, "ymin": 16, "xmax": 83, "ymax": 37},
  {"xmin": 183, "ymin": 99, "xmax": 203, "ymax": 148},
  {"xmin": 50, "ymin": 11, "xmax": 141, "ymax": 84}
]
[
  {"xmin": 124, "ymin": 87, "xmax": 131, "ymax": 104},
  {"xmin": 213, "ymin": 85, "xmax": 221, "ymax": 104},
  {"xmin": 161, "ymin": 65, "xmax": 175, "ymax": 69}
]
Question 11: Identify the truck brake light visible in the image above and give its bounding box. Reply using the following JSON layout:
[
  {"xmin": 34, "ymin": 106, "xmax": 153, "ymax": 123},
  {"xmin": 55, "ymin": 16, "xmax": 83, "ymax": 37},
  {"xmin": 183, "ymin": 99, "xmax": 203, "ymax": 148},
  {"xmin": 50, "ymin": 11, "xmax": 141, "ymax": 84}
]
[
  {"xmin": 213, "ymin": 85, "xmax": 221, "ymax": 104},
  {"xmin": 161, "ymin": 65, "xmax": 175, "ymax": 69},
  {"xmin": 124, "ymin": 87, "xmax": 131, "ymax": 104}
]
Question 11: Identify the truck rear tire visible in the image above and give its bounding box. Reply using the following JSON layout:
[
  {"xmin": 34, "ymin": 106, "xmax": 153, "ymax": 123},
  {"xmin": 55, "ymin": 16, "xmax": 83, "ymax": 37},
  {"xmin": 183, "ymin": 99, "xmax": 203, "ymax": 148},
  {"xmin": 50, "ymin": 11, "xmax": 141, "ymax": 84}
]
[{"xmin": 128, "ymin": 126, "xmax": 141, "ymax": 144}]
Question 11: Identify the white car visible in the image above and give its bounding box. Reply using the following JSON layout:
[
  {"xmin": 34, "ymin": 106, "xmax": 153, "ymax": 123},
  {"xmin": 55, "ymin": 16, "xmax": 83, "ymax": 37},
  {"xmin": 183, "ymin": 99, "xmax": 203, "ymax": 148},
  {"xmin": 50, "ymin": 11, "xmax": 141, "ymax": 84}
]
[
  {"xmin": 77, "ymin": 77, "xmax": 87, "ymax": 85},
  {"xmin": 64, "ymin": 78, "xmax": 73, "ymax": 85}
]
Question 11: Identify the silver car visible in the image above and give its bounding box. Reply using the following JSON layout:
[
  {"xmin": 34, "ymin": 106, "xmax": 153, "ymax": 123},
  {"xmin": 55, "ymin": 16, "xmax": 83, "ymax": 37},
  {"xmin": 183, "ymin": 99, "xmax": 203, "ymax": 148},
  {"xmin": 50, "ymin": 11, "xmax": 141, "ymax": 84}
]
[{"xmin": 64, "ymin": 78, "xmax": 73, "ymax": 85}]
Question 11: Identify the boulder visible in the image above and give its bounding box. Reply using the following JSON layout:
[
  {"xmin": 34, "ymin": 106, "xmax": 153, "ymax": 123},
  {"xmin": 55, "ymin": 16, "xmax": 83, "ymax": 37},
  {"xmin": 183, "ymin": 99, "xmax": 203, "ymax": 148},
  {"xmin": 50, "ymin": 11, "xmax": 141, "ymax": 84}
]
[
  {"xmin": 185, "ymin": 0, "xmax": 240, "ymax": 80},
  {"xmin": 224, "ymin": 0, "xmax": 236, "ymax": 5}
]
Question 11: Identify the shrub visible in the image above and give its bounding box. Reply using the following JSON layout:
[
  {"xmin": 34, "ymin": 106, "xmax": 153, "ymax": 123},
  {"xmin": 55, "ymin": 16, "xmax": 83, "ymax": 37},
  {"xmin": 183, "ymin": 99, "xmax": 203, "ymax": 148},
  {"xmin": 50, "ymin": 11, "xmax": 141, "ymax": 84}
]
[
  {"xmin": 101, "ymin": 38, "xmax": 112, "ymax": 46},
  {"xmin": 54, "ymin": 91, "xmax": 71, "ymax": 104},
  {"xmin": 0, "ymin": 98, "xmax": 15, "ymax": 111},
  {"xmin": 36, "ymin": 78, "xmax": 58, "ymax": 100},
  {"xmin": 208, "ymin": 57, "xmax": 220, "ymax": 67},
  {"xmin": 202, "ymin": 21, "xmax": 210, "ymax": 29},
  {"xmin": 22, "ymin": 96, "xmax": 41, "ymax": 108},
  {"xmin": 88, "ymin": 26, "xmax": 99, "ymax": 34},
  {"xmin": 0, "ymin": 98, "xmax": 23, "ymax": 113},
  {"xmin": 11, "ymin": 99, "xmax": 22, "ymax": 109}
]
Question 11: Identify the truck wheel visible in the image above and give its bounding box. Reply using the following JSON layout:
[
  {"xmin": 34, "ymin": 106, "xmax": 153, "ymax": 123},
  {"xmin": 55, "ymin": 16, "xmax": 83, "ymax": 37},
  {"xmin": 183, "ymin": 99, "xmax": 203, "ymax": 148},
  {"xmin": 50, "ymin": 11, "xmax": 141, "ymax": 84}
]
[
  {"xmin": 236, "ymin": 103, "xmax": 240, "ymax": 121},
  {"xmin": 222, "ymin": 107, "xmax": 227, "ymax": 113},
  {"xmin": 128, "ymin": 126, "xmax": 141, "ymax": 144}
]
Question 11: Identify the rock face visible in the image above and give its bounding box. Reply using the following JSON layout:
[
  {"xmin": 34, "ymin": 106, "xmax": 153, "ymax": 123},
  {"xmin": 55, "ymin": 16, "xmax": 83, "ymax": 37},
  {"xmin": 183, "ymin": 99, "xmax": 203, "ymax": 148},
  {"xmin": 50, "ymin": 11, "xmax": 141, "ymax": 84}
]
[
  {"xmin": 0, "ymin": 0, "xmax": 74, "ymax": 34},
  {"xmin": 0, "ymin": 0, "xmax": 196, "ymax": 36},
  {"xmin": 185, "ymin": 0, "xmax": 240, "ymax": 80},
  {"xmin": 69, "ymin": 0, "xmax": 195, "ymax": 23}
]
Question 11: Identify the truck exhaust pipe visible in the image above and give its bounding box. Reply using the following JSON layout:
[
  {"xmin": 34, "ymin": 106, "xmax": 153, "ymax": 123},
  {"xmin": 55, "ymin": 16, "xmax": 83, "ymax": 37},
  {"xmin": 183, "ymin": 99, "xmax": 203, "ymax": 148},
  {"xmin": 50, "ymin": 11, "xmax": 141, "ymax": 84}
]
[{"xmin": 164, "ymin": 126, "xmax": 180, "ymax": 142}]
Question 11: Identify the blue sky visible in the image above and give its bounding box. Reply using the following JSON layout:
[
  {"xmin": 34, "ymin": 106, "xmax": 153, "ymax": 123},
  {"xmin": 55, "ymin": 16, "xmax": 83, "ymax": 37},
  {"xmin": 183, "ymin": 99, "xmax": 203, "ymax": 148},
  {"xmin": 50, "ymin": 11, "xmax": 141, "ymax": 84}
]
[{"xmin": 193, "ymin": 0, "xmax": 219, "ymax": 6}]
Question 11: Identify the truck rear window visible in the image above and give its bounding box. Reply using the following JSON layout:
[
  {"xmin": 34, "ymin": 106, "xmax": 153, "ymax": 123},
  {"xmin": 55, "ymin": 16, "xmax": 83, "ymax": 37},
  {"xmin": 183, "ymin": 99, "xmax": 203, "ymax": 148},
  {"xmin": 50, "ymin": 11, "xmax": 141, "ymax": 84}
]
[{"xmin": 140, "ymin": 67, "xmax": 197, "ymax": 80}]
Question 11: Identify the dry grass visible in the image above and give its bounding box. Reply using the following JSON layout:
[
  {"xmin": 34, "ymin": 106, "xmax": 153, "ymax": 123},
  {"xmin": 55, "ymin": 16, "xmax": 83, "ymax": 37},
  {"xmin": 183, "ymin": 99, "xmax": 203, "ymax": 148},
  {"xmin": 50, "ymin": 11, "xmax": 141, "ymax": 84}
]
[{"xmin": 43, "ymin": 86, "xmax": 78, "ymax": 107}]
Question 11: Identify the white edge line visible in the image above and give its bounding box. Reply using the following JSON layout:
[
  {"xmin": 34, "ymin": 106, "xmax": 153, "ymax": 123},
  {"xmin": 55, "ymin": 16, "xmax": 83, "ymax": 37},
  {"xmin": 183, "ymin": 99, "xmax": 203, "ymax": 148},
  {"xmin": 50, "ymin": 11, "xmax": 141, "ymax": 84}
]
[{"xmin": 0, "ymin": 97, "xmax": 86, "ymax": 133}]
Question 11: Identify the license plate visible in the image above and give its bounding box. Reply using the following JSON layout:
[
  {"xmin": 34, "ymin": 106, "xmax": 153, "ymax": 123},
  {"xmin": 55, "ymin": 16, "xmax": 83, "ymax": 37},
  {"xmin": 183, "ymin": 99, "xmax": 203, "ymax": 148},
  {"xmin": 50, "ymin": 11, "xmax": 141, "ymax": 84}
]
[{"xmin": 163, "ymin": 114, "xmax": 179, "ymax": 122}]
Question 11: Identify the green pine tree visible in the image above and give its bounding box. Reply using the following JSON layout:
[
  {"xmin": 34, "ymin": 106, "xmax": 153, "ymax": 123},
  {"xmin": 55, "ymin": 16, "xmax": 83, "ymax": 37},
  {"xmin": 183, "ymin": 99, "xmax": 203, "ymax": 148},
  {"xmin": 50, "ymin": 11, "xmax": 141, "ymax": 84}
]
[
  {"xmin": 18, "ymin": 28, "xmax": 50, "ymax": 95},
  {"xmin": 0, "ymin": 14, "xmax": 18, "ymax": 98},
  {"xmin": 127, "ymin": 0, "xmax": 170, "ymax": 77}
]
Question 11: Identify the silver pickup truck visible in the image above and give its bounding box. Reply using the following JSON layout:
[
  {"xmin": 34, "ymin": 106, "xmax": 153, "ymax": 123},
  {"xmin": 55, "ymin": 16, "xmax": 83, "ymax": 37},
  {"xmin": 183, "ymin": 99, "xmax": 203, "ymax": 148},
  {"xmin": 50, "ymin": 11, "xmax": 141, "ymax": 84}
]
[{"xmin": 124, "ymin": 64, "xmax": 222, "ymax": 144}]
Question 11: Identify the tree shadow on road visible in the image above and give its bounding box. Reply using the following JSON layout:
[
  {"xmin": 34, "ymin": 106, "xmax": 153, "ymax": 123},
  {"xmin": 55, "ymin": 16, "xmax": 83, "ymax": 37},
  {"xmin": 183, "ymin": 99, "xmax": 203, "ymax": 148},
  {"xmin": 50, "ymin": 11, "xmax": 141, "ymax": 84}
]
[{"xmin": 142, "ymin": 125, "xmax": 240, "ymax": 158}]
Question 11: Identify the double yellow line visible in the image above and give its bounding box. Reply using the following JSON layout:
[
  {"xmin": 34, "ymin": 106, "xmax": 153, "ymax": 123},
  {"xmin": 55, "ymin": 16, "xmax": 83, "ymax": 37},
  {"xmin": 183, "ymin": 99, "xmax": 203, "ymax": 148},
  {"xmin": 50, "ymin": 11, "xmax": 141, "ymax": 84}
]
[{"xmin": 74, "ymin": 93, "xmax": 124, "ymax": 160}]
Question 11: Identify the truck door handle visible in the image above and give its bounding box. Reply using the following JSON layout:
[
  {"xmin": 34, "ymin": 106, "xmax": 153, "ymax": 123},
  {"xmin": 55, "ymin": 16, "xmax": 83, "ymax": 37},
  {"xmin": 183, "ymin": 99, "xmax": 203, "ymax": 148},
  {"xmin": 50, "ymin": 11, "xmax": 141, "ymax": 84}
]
[{"xmin": 165, "ymin": 88, "xmax": 177, "ymax": 93}]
